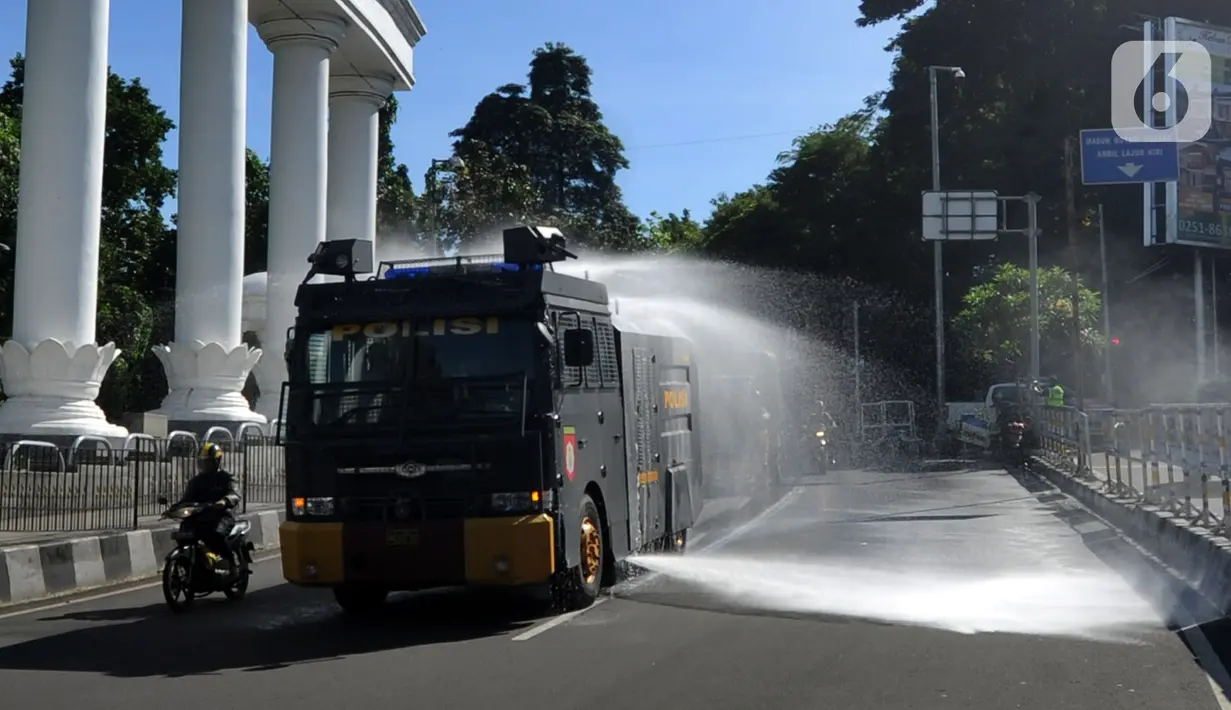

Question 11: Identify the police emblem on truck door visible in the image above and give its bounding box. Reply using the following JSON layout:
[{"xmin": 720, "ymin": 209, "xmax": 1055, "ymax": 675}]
[{"xmin": 563, "ymin": 426, "xmax": 578, "ymax": 482}]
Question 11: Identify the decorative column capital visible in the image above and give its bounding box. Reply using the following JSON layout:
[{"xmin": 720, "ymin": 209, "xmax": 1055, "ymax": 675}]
[
  {"xmin": 256, "ymin": 16, "xmax": 347, "ymax": 53},
  {"xmin": 151, "ymin": 341, "xmax": 266, "ymax": 423},
  {"xmin": 329, "ymin": 73, "xmax": 396, "ymax": 105},
  {"xmin": 0, "ymin": 339, "xmax": 128, "ymax": 438}
]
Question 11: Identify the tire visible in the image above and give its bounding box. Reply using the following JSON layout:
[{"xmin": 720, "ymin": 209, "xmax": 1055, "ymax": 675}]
[
  {"xmin": 162, "ymin": 556, "xmax": 194, "ymax": 613},
  {"xmin": 570, "ymin": 494, "xmax": 605, "ymax": 609},
  {"xmin": 333, "ymin": 585, "xmax": 388, "ymax": 615},
  {"xmin": 224, "ymin": 557, "xmax": 250, "ymax": 601}
]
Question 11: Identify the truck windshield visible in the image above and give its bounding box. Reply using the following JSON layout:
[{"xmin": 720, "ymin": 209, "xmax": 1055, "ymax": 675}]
[{"xmin": 295, "ymin": 316, "xmax": 535, "ymax": 432}]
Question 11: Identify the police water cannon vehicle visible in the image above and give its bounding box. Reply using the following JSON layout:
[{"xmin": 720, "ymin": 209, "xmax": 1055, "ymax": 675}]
[{"xmin": 276, "ymin": 225, "xmax": 702, "ymax": 613}]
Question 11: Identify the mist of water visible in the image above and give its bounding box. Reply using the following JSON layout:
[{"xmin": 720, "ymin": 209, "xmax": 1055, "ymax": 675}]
[{"xmin": 626, "ymin": 552, "xmax": 1159, "ymax": 641}]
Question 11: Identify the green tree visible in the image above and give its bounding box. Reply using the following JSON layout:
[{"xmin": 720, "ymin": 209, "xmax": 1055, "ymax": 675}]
[
  {"xmin": 434, "ymin": 140, "xmax": 539, "ymax": 248},
  {"xmin": 0, "ymin": 106, "xmax": 18, "ymax": 339},
  {"xmin": 952, "ymin": 262, "xmax": 1102, "ymax": 383},
  {"xmin": 376, "ymin": 95, "xmax": 418, "ymax": 241},
  {"xmin": 448, "ymin": 43, "xmax": 639, "ymax": 250},
  {"xmin": 644, "ymin": 209, "xmax": 704, "ymax": 252},
  {"xmin": 699, "ymin": 102, "xmax": 883, "ymax": 272},
  {"xmin": 243, "ymin": 149, "xmax": 269, "ymax": 274}
]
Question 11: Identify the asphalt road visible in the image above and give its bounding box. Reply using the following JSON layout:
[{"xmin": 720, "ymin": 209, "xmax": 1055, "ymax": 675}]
[{"xmin": 0, "ymin": 463, "xmax": 1224, "ymax": 709}]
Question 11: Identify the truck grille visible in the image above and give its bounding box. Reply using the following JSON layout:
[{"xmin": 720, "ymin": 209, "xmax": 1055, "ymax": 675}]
[{"xmin": 339, "ymin": 496, "xmax": 471, "ymax": 522}]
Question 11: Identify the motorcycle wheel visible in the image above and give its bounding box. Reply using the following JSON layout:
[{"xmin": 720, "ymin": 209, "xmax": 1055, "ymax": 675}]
[
  {"xmin": 162, "ymin": 556, "xmax": 194, "ymax": 613},
  {"xmin": 224, "ymin": 557, "xmax": 250, "ymax": 601}
]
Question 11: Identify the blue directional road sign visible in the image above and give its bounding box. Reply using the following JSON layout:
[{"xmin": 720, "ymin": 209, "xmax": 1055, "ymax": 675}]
[{"xmin": 1079, "ymin": 128, "xmax": 1179, "ymax": 185}]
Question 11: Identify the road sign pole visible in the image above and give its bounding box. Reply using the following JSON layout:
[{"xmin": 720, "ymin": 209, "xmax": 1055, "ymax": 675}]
[
  {"xmin": 1066, "ymin": 137, "xmax": 1085, "ymax": 410},
  {"xmin": 1197, "ymin": 249, "xmax": 1206, "ymax": 383},
  {"xmin": 853, "ymin": 301, "xmax": 861, "ymax": 422},
  {"xmin": 929, "ymin": 67, "xmax": 945, "ymax": 423},
  {"xmin": 1099, "ymin": 204, "xmax": 1113, "ymax": 403},
  {"xmin": 1027, "ymin": 193, "xmax": 1041, "ymax": 381},
  {"xmin": 1214, "ymin": 256, "xmax": 1220, "ymax": 378}
]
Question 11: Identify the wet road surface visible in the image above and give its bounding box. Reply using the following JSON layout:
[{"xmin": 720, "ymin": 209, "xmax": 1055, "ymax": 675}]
[{"xmin": 0, "ymin": 464, "xmax": 1223, "ymax": 709}]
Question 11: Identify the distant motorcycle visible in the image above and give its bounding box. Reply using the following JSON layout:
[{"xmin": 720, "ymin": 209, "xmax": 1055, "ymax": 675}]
[
  {"xmin": 814, "ymin": 429, "xmax": 837, "ymax": 473},
  {"xmin": 1000, "ymin": 418, "xmax": 1029, "ymax": 468},
  {"xmin": 157, "ymin": 496, "xmax": 255, "ymax": 613}
]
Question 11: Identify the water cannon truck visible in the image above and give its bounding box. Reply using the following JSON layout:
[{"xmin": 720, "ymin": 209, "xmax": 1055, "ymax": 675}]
[{"xmin": 275, "ymin": 226, "xmax": 702, "ymax": 612}]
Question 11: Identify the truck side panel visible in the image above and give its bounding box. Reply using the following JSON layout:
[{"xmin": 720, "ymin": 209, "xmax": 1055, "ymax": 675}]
[
  {"xmin": 618, "ymin": 331, "xmax": 700, "ymax": 553},
  {"xmin": 553, "ymin": 310, "xmax": 629, "ymax": 571}
]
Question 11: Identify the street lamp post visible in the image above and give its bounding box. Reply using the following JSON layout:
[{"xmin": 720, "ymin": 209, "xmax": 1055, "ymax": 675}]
[
  {"xmin": 928, "ymin": 64, "xmax": 964, "ymax": 420},
  {"xmin": 426, "ymin": 156, "xmax": 465, "ymax": 256}
]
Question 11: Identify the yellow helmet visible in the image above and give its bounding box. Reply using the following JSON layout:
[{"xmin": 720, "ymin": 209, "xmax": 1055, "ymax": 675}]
[{"xmin": 198, "ymin": 442, "xmax": 223, "ymax": 462}]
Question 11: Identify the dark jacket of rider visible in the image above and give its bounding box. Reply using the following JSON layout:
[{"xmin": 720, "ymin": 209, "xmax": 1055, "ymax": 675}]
[{"xmin": 180, "ymin": 443, "xmax": 241, "ymax": 562}]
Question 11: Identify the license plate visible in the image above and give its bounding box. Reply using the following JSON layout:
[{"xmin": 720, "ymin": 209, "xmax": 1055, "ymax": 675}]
[{"xmin": 386, "ymin": 528, "xmax": 420, "ymax": 546}]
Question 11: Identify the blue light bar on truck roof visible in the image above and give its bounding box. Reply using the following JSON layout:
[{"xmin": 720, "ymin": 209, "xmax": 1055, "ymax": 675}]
[{"xmin": 381, "ymin": 260, "xmax": 543, "ymax": 280}]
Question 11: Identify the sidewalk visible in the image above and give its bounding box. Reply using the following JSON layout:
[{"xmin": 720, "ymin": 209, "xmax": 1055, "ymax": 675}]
[
  {"xmin": 0, "ymin": 506, "xmax": 285, "ymax": 606},
  {"xmin": 1032, "ymin": 453, "xmax": 1231, "ymax": 617}
]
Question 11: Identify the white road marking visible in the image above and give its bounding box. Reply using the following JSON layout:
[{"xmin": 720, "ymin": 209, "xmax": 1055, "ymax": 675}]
[
  {"xmin": 509, "ymin": 598, "xmax": 609, "ymax": 641},
  {"xmin": 511, "ymin": 486, "xmax": 803, "ymax": 641},
  {"xmin": 1207, "ymin": 674, "xmax": 1231, "ymax": 710}
]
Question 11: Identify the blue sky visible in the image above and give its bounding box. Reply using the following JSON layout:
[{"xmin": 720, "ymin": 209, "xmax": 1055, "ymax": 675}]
[{"xmin": 0, "ymin": 0, "xmax": 898, "ymax": 221}]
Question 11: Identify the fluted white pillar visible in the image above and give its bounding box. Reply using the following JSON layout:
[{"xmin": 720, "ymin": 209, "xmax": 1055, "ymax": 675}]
[
  {"xmin": 327, "ymin": 74, "xmax": 392, "ymax": 245},
  {"xmin": 0, "ymin": 0, "xmax": 126, "ymax": 439},
  {"xmin": 252, "ymin": 17, "xmax": 346, "ymax": 421},
  {"xmin": 152, "ymin": 0, "xmax": 263, "ymax": 424}
]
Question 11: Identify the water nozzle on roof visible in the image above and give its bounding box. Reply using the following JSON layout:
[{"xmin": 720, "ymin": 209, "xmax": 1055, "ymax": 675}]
[{"xmin": 503, "ymin": 225, "xmax": 577, "ymax": 265}]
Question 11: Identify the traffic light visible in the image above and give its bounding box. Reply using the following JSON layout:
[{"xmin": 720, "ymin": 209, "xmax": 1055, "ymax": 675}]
[{"xmin": 1111, "ymin": 337, "xmax": 1121, "ymax": 346}]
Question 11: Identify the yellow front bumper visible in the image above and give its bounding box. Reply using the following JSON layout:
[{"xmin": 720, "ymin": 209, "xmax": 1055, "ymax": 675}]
[{"xmin": 280, "ymin": 514, "xmax": 556, "ymax": 588}]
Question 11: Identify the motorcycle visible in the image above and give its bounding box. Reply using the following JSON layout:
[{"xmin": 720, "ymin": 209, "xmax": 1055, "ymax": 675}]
[
  {"xmin": 1000, "ymin": 418, "xmax": 1029, "ymax": 468},
  {"xmin": 813, "ymin": 429, "xmax": 837, "ymax": 473},
  {"xmin": 157, "ymin": 496, "xmax": 255, "ymax": 613}
]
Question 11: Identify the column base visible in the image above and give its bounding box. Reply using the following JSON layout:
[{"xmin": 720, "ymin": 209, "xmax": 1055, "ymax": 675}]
[
  {"xmin": 252, "ymin": 357, "xmax": 288, "ymax": 423},
  {"xmin": 151, "ymin": 341, "xmax": 266, "ymax": 423},
  {"xmin": 0, "ymin": 340, "xmax": 129, "ymax": 440}
]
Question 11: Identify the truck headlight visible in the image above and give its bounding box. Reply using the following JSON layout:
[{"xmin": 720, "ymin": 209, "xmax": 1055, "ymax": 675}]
[
  {"xmin": 291, "ymin": 496, "xmax": 335, "ymax": 516},
  {"xmin": 491, "ymin": 491, "xmax": 541, "ymax": 514}
]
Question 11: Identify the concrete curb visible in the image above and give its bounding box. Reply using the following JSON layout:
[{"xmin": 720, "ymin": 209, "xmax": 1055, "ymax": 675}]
[
  {"xmin": 1028, "ymin": 456, "xmax": 1231, "ymax": 614},
  {"xmin": 0, "ymin": 508, "xmax": 285, "ymax": 607}
]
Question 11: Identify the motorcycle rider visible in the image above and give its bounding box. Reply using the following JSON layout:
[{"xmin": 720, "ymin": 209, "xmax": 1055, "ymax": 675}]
[
  {"xmin": 816, "ymin": 401, "xmax": 837, "ymax": 434},
  {"xmin": 179, "ymin": 442, "xmax": 241, "ymax": 571}
]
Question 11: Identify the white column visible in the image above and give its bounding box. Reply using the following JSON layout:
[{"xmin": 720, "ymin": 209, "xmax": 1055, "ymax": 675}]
[
  {"xmin": 0, "ymin": 0, "xmax": 126, "ymax": 439},
  {"xmin": 327, "ymin": 74, "xmax": 392, "ymax": 244},
  {"xmin": 152, "ymin": 0, "xmax": 263, "ymax": 425},
  {"xmin": 252, "ymin": 17, "xmax": 346, "ymax": 422}
]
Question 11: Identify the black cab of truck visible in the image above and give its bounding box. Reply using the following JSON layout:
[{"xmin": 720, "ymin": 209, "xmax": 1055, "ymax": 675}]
[{"xmin": 274, "ymin": 226, "xmax": 651, "ymax": 611}]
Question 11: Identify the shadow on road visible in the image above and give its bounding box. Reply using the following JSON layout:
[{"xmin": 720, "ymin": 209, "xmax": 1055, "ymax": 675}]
[{"xmin": 0, "ymin": 585, "xmax": 544, "ymax": 677}]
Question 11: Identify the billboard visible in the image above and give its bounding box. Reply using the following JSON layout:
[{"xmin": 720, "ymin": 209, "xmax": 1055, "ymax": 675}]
[{"xmin": 1168, "ymin": 17, "xmax": 1231, "ymax": 248}]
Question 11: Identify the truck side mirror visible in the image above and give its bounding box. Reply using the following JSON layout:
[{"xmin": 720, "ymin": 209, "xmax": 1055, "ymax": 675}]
[{"xmin": 563, "ymin": 328, "xmax": 594, "ymax": 367}]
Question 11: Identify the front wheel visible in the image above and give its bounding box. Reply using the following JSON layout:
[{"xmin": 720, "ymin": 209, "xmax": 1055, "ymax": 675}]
[
  {"xmin": 571, "ymin": 495, "xmax": 606, "ymax": 609},
  {"xmin": 224, "ymin": 557, "xmax": 250, "ymax": 601},
  {"xmin": 162, "ymin": 555, "xmax": 194, "ymax": 613}
]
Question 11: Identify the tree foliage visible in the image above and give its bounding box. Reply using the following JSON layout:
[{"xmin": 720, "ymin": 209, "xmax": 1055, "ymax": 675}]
[
  {"xmin": 444, "ymin": 43, "xmax": 641, "ymax": 250},
  {"xmin": 953, "ymin": 263, "xmax": 1102, "ymax": 382}
]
